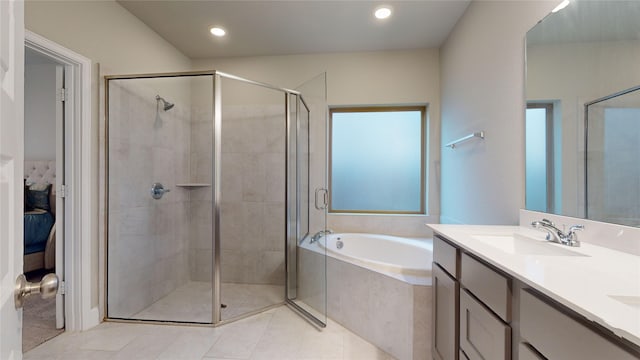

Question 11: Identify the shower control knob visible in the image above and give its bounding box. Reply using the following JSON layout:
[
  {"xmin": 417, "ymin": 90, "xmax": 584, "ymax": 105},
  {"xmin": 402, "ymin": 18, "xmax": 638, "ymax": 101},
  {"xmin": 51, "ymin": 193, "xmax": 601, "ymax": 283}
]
[{"xmin": 150, "ymin": 182, "xmax": 171, "ymax": 200}]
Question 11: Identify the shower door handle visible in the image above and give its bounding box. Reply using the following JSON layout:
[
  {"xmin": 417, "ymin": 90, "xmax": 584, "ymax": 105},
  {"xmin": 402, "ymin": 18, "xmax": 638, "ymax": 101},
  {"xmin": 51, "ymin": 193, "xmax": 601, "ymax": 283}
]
[
  {"xmin": 314, "ymin": 188, "xmax": 328, "ymax": 210},
  {"xmin": 150, "ymin": 182, "xmax": 171, "ymax": 200}
]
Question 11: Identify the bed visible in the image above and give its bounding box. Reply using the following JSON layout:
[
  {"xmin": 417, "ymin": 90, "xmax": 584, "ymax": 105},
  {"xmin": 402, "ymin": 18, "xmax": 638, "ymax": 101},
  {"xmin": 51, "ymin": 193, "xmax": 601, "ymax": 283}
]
[{"xmin": 24, "ymin": 160, "xmax": 57, "ymax": 273}]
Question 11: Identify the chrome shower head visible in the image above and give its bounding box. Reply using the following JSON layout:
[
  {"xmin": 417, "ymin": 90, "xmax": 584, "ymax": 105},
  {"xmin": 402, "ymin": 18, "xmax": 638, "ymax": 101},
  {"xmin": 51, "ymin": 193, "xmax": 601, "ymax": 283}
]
[{"xmin": 155, "ymin": 95, "xmax": 175, "ymax": 111}]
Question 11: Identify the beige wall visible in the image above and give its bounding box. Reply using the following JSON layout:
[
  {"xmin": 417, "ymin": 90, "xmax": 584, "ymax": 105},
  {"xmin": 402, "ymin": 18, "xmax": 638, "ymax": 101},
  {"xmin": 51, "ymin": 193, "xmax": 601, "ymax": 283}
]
[
  {"xmin": 194, "ymin": 49, "xmax": 441, "ymax": 237},
  {"xmin": 25, "ymin": 62, "xmax": 57, "ymax": 160},
  {"xmin": 439, "ymin": 1, "xmax": 556, "ymax": 225},
  {"xmin": 25, "ymin": 0, "xmax": 192, "ymax": 314}
]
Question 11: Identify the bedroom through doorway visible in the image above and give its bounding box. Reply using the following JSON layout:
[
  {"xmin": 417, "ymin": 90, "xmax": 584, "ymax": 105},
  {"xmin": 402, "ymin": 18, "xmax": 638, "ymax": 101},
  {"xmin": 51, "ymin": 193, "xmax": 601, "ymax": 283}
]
[{"xmin": 22, "ymin": 46, "xmax": 67, "ymax": 353}]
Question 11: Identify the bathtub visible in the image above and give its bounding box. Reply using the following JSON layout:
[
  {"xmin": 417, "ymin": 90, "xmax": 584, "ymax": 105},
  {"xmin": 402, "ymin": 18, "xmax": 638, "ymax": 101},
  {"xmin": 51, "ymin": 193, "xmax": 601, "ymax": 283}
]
[
  {"xmin": 301, "ymin": 232, "xmax": 433, "ymax": 286},
  {"xmin": 298, "ymin": 232, "xmax": 433, "ymax": 360}
]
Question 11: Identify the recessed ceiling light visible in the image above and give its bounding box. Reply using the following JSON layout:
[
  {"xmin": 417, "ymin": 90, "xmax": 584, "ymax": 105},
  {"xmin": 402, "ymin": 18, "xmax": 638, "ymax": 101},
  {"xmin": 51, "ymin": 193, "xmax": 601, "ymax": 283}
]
[
  {"xmin": 551, "ymin": 0, "xmax": 570, "ymax": 13},
  {"xmin": 210, "ymin": 27, "xmax": 226, "ymax": 37},
  {"xmin": 374, "ymin": 7, "xmax": 392, "ymax": 20}
]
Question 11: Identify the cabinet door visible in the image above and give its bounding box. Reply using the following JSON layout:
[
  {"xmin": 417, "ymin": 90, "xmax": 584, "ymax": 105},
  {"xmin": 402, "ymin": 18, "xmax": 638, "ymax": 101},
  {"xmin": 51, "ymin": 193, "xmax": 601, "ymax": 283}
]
[
  {"xmin": 459, "ymin": 290, "xmax": 511, "ymax": 360},
  {"xmin": 432, "ymin": 263, "xmax": 459, "ymax": 360}
]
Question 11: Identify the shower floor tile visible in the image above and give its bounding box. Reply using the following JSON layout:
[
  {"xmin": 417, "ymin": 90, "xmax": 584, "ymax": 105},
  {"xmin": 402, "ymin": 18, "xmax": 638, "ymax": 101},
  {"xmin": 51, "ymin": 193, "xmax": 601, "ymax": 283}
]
[
  {"xmin": 132, "ymin": 281, "xmax": 284, "ymax": 323},
  {"xmin": 25, "ymin": 306, "xmax": 396, "ymax": 360}
]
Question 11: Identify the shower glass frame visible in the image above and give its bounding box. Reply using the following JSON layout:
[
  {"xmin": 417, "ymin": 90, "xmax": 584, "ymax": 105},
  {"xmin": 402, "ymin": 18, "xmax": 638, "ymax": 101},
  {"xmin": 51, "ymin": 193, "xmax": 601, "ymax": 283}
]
[{"xmin": 104, "ymin": 70, "xmax": 323, "ymax": 327}]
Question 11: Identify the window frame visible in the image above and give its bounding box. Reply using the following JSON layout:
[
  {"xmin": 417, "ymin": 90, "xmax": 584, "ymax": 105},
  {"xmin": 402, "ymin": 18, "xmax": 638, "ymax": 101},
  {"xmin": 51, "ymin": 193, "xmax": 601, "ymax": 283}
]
[{"xmin": 328, "ymin": 105, "xmax": 427, "ymax": 215}]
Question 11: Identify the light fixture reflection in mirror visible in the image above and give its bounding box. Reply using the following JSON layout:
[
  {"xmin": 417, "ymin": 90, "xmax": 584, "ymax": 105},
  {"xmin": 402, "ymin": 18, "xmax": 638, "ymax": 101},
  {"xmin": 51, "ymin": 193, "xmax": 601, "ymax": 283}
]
[
  {"xmin": 552, "ymin": 0, "xmax": 570, "ymax": 13},
  {"xmin": 525, "ymin": 0, "xmax": 640, "ymax": 227}
]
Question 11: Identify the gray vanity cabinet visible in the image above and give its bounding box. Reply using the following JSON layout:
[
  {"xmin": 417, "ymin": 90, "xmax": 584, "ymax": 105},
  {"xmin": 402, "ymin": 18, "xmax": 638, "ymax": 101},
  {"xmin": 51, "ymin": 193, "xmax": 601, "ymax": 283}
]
[
  {"xmin": 432, "ymin": 236, "xmax": 460, "ymax": 360},
  {"xmin": 432, "ymin": 230, "xmax": 640, "ymax": 360},
  {"xmin": 432, "ymin": 235, "xmax": 512, "ymax": 360}
]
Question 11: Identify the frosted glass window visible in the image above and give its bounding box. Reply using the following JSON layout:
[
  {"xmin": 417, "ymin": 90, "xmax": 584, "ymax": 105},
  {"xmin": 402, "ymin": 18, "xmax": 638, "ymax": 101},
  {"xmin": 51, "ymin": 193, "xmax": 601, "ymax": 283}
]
[
  {"xmin": 330, "ymin": 107, "xmax": 425, "ymax": 214},
  {"xmin": 525, "ymin": 107, "xmax": 548, "ymax": 212},
  {"xmin": 525, "ymin": 103, "xmax": 556, "ymax": 213}
]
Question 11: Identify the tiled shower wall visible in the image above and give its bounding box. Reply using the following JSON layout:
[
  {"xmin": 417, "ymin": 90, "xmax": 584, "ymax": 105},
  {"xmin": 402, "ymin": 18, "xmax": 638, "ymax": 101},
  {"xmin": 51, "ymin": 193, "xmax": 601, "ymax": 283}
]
[
  {"xmin": 187, "ymin": 77, "xmax": 214, "ymax": 281},
  {"xmin": 107, "ymin": 80, "xmax": 191, "ymax": 317},
  {"xmin": 218, "ymin": 105, "xmax": 286, "ymax": 285},
  {"xmin": 188, "ymin": 103, "xmax": 286, "ymax": 285}
]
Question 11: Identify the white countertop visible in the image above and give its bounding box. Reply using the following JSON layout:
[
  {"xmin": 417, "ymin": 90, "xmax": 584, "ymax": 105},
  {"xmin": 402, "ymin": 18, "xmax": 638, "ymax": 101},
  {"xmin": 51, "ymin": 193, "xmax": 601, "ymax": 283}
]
[{"xmin": 428, "ymin": 224, "xmax": 640, "ymax": 348}]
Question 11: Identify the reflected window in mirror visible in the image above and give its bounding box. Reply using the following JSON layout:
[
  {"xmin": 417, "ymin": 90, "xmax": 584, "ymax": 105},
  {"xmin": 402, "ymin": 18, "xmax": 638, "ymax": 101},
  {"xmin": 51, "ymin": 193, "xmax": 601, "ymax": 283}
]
[{"xmin": 526, "ymin": 103, "xmax": 557, "ymax": 213}]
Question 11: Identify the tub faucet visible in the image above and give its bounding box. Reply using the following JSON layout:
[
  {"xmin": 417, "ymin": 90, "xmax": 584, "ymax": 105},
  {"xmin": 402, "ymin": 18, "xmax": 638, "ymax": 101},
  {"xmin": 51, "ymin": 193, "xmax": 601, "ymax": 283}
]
[
  {"xmin": 531, "ymin": 219, "xmax": 583, "ymax": 247},
  {"xmin": 310, "ymin": 229, "xmax": 333, "ymax": 244}
]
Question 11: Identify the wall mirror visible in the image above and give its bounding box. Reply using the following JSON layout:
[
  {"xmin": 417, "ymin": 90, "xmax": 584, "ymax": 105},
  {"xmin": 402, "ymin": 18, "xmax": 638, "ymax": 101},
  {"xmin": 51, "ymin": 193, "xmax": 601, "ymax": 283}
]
[{"xmin": 525, "ymin": 0, "xmax": 640, "ymax": 227}]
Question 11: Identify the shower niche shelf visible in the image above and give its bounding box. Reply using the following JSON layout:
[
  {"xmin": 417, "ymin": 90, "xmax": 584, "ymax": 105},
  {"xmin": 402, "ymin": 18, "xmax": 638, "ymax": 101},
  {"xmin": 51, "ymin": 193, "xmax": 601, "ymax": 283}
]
[{"xmin": 175, "ymin": 183, "xmax": 211, "ymax": 188}]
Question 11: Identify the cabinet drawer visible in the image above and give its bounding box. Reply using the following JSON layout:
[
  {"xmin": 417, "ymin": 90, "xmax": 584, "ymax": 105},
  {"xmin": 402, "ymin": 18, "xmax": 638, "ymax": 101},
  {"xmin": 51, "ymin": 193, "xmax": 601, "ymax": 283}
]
[
  {"xmin": 460, "ymin": 290, "xmax": 511, "ymax": 360},
  {"xmin": 434, "ymin": 235, "xmax": 459, "ymax": 278},
  {"xmin": 520, "ymin": 289, "xmax": 637, "ymax": 360},
  {"xmin": 518, "ymin": 343, "xmax": 543, "ymax": 360},
  {"xmin": 461, "ymin": 253, "xmax": 511, "ymax": 322}
]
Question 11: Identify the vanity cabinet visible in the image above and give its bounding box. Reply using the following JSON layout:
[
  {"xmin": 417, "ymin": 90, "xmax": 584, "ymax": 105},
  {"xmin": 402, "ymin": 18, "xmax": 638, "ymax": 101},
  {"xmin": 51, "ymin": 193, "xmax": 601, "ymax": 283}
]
[
  {"xmin": 432, "ymin": 236, "xmax": 512, "ymax": 360},
  {"xmin": 432, "ymin": 236, "xmax": 460, "ymax": 360},
  {"xmin": 431, "ymin": 226, "xmax": 640, "ymax": 360},
  {"xmin": 520, "ymin": 289, "xmax": 638, "ymax": 360}
]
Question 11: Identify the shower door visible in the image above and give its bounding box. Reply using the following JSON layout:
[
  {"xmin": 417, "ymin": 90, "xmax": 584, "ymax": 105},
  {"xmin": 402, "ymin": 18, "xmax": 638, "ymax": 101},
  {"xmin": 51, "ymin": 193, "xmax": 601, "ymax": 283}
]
[
  {"xmin": 216, "ymin": 75, "xmax": 288, "ymax": 321},
  {"xmin": 106, "ymin": 73, "xmax": 215, "ymax": 324},
  {"xmin": 286, "ymin": 73, "xmax": 329, "ymax": 326}
]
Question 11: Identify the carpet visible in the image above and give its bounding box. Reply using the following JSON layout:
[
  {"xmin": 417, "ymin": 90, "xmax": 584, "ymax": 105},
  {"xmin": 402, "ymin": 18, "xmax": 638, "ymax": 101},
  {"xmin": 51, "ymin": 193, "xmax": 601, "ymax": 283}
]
[{"xmin": 22, "ymin": 270, "xmax": 64, "ymax": 353}]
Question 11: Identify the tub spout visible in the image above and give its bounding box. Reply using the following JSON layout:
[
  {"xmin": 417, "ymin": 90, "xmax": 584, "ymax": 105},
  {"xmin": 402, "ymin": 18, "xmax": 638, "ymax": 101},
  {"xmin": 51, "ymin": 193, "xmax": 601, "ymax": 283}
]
[{"xmin": 310, "ymin": 229, "xmax": 333, "ymax": 244}]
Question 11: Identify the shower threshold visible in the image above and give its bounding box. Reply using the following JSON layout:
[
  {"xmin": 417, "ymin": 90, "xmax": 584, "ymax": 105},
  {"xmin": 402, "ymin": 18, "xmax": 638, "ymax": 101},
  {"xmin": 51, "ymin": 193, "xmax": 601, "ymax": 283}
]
[{"xmin": 129, "ymin": 281, "xmax": 284, "ymax": 323}]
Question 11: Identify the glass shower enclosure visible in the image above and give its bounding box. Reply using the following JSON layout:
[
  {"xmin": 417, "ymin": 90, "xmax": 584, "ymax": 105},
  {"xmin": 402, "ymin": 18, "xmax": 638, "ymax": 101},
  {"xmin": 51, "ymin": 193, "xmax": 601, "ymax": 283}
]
[
  {"xmin": 105, "ymin": 71, "xmax": 327, "ymax": 326},
  {"xmin": 585, "ymin": 85, "xmax": 640, "ymax": 227}
]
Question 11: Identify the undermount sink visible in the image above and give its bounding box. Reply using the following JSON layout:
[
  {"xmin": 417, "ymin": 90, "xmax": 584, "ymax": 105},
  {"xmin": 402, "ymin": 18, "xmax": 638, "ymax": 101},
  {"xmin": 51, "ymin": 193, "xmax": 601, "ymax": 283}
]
[
  {"xmin": 608, "ymin": 295, "xmax": 640, "ymax": 310},
  {"xmin": 471, "ymin": 234, "xmax": 590, "ymax": 257}
]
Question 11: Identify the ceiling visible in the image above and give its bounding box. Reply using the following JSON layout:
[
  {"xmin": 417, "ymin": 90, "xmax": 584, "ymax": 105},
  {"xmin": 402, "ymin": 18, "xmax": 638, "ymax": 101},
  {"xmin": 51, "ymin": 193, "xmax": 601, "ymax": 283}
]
[{"xmin": 117, "ymin": 0, "xmax": 471, "ymax": 59}]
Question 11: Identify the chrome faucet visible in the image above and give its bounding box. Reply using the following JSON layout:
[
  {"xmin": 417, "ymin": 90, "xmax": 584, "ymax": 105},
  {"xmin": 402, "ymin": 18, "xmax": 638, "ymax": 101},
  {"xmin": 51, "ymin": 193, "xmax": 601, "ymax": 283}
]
[
  {"xmin": 310, "ymin": 229, "xmax": 333, "ymax": 244},
  {"xmin": 531, "ymin": 219, "xmax": 584, "ymax": 247}
]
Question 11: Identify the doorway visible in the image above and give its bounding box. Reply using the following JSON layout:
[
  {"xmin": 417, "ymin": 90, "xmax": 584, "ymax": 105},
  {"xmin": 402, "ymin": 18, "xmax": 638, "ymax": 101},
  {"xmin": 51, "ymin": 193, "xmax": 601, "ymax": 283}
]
[
  {"xmin": 22, "ymin": 44, "xmax": 66, "ymax": 353},
  {"xmin": 20, "ymin": 31, "xmax": 98, "ymax": 354}
]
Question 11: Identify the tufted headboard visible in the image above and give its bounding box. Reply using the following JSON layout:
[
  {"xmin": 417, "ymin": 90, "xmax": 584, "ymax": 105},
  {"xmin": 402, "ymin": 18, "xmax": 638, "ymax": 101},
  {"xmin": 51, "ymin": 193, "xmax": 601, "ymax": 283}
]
[{"xmin": 24, "ymin": 160, "xmax": 56, "ymax": 215}]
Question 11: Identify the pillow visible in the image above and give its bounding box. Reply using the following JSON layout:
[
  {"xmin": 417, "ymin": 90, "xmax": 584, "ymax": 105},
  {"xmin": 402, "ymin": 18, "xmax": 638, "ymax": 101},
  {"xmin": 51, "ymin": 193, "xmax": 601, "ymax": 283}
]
[
  {"xmin": 26, "ymin": 183, "xmax": 52, "ymax": 211},
  {"xmin": 24, "ymin": 179, "xmax": 34, "ymax": 212}
]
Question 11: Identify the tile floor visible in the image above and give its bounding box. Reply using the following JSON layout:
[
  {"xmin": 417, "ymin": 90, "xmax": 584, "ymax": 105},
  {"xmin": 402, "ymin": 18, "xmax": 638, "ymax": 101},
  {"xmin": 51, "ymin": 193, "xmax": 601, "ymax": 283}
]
[
  {"xmin": 24, "ymin": 305, "xmax": 395, "ymax": 360},
  {"xmin": 133, "ymin": 282, "xmax": 284, "ymax": 322}
]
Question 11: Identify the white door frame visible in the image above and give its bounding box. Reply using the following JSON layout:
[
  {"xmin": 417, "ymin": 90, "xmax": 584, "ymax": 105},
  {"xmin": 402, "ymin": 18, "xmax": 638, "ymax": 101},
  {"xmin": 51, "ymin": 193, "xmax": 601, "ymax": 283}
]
[{"xmin": 25, "ymin": 30, "xmax": 99, "ymax": 331}]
